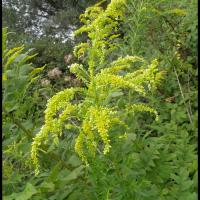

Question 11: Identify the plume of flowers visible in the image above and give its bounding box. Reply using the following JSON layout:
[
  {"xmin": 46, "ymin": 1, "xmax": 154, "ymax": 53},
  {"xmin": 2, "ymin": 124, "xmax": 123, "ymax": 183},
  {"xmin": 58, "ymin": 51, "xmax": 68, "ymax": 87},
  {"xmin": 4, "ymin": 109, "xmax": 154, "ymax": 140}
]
[{"xmin": 31, "ymin": 0, "xmax": 163, "ymax": 174}]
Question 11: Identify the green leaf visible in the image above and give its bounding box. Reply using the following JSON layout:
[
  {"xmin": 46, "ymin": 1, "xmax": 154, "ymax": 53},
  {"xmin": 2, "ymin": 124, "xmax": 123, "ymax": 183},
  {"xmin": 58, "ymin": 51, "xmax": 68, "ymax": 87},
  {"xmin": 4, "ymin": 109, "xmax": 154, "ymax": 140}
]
[
  {"xmin": 60, "ymin": 165, "xmax": 85, "ymax": 183},
  {"xmin": 4, "ymin": 183, "xmax": 38, "ymax": 200},
  {"xmin": 39, "ymin": 181, "xmax": 55, "ymax": 192},
  {"xmin": 3, "ymin": 46, "xmax": 24, "ymax": 61},
  {"xmin": 47, "ymin": 161, "xmax": 62, "ymax": 182},
  {"xmin": 67, "ymin": 155, "xmax": 82, "ymax": 167},
  {"xmin": 165, "ymin": 8, "xmax": 187, "ymax": 16},
  {"xmin": 110, "ymin": 91, "xmax": 123, "ymax": 98},
  {"xmin": 4, "ymin": 47, "xmax": 24, "ymax": 69},
  {"xmin": 30, "ymin": 65, "xmax": 46, "ymax": 77}
]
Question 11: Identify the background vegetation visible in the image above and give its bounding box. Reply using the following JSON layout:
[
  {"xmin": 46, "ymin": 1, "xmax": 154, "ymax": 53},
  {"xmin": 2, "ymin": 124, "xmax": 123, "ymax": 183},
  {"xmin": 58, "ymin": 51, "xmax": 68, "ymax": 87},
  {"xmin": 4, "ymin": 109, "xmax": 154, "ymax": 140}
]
[{"xmin": 2, "ymin": 0, "xmax": 197, "ymax": 199}]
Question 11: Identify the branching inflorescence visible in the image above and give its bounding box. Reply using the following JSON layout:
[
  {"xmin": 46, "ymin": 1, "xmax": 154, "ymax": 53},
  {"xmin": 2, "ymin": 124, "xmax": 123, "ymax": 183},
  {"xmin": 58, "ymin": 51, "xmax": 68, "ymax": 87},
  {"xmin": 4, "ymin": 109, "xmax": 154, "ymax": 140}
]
[{"xmin": 31, "ymin": 0, "xmax": 164, "ymax": 175}]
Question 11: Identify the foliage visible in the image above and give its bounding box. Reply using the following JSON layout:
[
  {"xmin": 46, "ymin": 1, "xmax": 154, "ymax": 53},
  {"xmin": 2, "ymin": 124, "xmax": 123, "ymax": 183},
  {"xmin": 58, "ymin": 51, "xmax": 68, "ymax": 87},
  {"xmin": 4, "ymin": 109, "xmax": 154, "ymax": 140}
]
[
  {"xmin": 2, "ymin": 27, "xmax": 46, "ymax": 128},
  {"xmin": 2, "ymin": 28, "xmax": 46, "ymax": 197},
  {"xmin": 2, "ymin": 0, "xmax": 197, "ymax": 199}
]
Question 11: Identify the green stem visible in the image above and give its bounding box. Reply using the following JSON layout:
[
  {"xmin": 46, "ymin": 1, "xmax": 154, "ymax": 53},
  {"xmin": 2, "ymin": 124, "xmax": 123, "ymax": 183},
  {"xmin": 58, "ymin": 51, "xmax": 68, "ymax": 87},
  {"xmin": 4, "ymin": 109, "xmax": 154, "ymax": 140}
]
[{"xmin": 173, "ymin": 66, "xmax": 193, "ymax": 124}]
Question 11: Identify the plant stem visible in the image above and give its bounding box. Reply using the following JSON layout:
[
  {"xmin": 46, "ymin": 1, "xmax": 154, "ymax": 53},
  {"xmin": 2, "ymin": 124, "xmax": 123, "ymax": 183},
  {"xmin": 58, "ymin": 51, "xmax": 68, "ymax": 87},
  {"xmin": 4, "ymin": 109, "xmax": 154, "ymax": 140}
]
[
  {"xmin": 187, "ymin": 68, "xmax": 193, "ymax": 116},
  {"xmin": 173, "ymin": 66, "xmax": 193, "ymax": 124}
]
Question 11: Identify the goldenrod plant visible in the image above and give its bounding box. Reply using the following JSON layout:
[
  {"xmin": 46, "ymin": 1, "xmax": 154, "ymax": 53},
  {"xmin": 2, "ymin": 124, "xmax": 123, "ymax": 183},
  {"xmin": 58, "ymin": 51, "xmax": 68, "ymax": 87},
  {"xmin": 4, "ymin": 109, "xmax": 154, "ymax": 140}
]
[
  {"xmin": 2, "ymin": 0, "xmax": 197, "ymax": 199},
  {"xmin": 3, "ymin": 28, "xmax": 45, "ymax": 114},
  {"xmin": 2, "ymin": 27, "xmax": 46, "ymax": 197},
  {"xmin": 31, "ymin": 0, "xmax": 163, "ymax": 175}
]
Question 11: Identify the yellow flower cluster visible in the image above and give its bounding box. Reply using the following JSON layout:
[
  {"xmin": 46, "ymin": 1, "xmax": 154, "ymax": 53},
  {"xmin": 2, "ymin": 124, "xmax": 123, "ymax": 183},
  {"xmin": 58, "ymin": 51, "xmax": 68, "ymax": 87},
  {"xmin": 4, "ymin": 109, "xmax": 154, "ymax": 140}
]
[
  {"xmin": 88, "ymin": 106, "xmax": 116, "ymax": 154},
  {"xmin": 73, "ymin": 42, "xmax": 89, "ymax": 59},
  {"xmin": 127, "ymin": 104, "xmax": 159, "ymax": 121},
  {"xmin": 101, "ymin": 55, "xmax": 145, "ymax": 74},
  {"xmin": 124, "ymin": 59, "xmax": 164, "ymax": 91},
  {"xmin": 69, "ymin": 63, "xmax": 90, "ymax": 84},
  {"xmin": 31, "ymin": 88, "xmax": 81, "ymax": 175},
  {"xmin": 31, "ymin": 0, "xmax": 163, "ymax": 174},
  {"xmin": 74, "ymin": 0, "xmax": 126, "ymax": 75},
  {"xmin": 89, "ymin": 56, "xmax": 156, "ymax": 98},
  {"xmin": 94, "ymin": 73, "xmax": 146, "ymax": 95},
  {"xmin": 74, "ymin": 106, "xmax": 119, "ymax": 164},
  {"xmin": 74, "ymin": 132, "xmax": 88, "ymax": 165}
]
